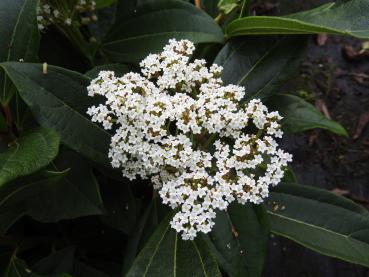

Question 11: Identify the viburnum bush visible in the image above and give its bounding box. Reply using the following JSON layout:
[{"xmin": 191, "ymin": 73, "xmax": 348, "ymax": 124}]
[{"xmin": 0, "ymin": 0, "xmax": 369, "ymax": 276}]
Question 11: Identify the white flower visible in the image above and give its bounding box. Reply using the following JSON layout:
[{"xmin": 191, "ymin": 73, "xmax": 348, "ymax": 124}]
[
  {"xmin": 87, "ymin": 39, "xmax": 292, "ymax": 240},
  {"xmin": 64, "ymin": 18, "xmax": 72, "ymax": 25},
  {"xmin": 53, "ymin": 10, "xmax": 60, "ymax": 18}
]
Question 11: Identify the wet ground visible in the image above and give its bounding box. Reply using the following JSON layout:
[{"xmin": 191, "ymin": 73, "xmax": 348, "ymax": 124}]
[{"xmin": 260, "ymin": 1, "xmax": 369, "ymax": 276}]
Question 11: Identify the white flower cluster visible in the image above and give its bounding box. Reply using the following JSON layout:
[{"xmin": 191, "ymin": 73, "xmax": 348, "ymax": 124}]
[
  {"xmin": 87, "ymin": 39, "xmax": 292, "ymax": 240},
  {"xmin": 37, "ymin": 0, "xmax": 97, "ymax": 31}
]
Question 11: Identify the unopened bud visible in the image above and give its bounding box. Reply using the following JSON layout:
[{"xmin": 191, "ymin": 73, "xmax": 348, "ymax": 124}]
[
  {"xmin": 81, "ymin": 17, "xmax": 91, "ymax": 25},
  {"xmin": 43, "ymin": 62, "xmax": 48, "ymax": 74},
  {"xmin": 91, "ymin": 14, "xmax": 98, "ymax": 21}
]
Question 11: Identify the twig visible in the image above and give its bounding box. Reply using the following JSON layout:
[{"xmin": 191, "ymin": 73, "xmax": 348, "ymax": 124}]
[
  {"xmin": 239, "ymin": 0, "xmax": 251, "ymax": 18},
  {"xmin": 194, "ymin": 0, "xmax": 201, "ymax": 9}
]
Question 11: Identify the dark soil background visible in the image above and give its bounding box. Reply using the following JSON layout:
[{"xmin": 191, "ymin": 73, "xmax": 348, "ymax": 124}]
[{"xmin": 261, "ymin": 0, "xmax": 369, "ymax": 276}]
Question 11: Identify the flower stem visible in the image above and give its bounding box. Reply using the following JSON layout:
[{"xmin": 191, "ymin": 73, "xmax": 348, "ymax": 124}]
[{"xmin": 239, "ymin": 0, "xmax": 251, "ymax": 18}]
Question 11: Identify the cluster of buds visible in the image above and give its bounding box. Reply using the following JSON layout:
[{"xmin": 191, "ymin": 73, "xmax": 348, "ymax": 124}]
[
  {"xmin": 87, "ymin": 39, "xmax": 292, "ymax": 240},
  {"xmin": 37, "ymin": 0, "xmax": 97, "ymax": 31}
]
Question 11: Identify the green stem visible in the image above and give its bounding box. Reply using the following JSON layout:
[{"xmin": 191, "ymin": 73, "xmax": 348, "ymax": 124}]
[
  {"xmin": 256, "ymin": 129, "xmax": 263, "ymax": 139},
  {"xmin": 14, "ymin": 91, "xmax": 21, "ymax": 131},
  {"xmin": 239, "ymin": 0, "xmax": 251, "ymax": 18},
  {"xmin": 1, "ymin": 104, "xmax": 18, "ymax": 137},
  {"xmin": 57, "ymin": 24, "xmax": 95, "ymax": 66},
  {"xmin": 165, "ymin": 120, "xmax": 171, "ymax": 131},
  {"xmin": 51, "ymin": 0, "xmax": 95, "ymax": 66},
  {"xmin": 1, "ymin": 104, "xmax": 12, "ymax": 130},
  {"xmin": 214, "ymin": 13, "xmax": 223, "ymax": 23},
  {"xmin": 203, "ymin": 133, "xmax": 217, "ymax": 150}
]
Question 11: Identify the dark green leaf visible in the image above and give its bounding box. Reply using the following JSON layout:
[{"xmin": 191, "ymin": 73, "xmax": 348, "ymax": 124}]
[
  {"xmin": 0, "ymin": 246, "xmax": 12, "ymax": 275},
  {"xmin": 0, "ymin": 0, "xmax": 40, "ymax": 104},
  {"xmin": 208, "ymin": 203, "xmax": 269, "ymax": 277},
  {"xmin": 202, "ymin": 0, "xmax": 220, "ymax": 18},
  {"xmin": 0, "ymin": 113, "xmax": 6, "ymax": 132},
  {"xmin": 74, "ymin": 262, "xmax": 110, "ymax": 277},
  {"xmin": 214, "ymin": 37, "xmax": 307, "ymax": 101},
  {"xmin": 33, "ymin": 247, "xmax": 109, "ymax": 277},
  {"xmin": 95, "ymin": 0, "xmax": 118, "ymax": 8},
  {"xmin": 0, "ymin": 62, "xmax": 111, "ymax": 167},
  {"xmin": 267, "ymin": 183, "xmax": 369, "ymax": 267},
  {"xmin": 4, "ymin": 256, "xmax": 70, "ymax": 277},
  {"xmin": 50, "ymin": 150, "xmax": 104, "ymax": 219},
  {"xmin": 0, "ymin": 151, "xmax": 103, "ymax": 234},
  {"xmin": 268, "ymin": 94, "xmax": 348, "ymax": 136},
  {"xmin": 85, "ymin": 63, "xmax": 130, "ymax": 79},
  {"xmin": 0, "ymin": 127, "xmax": 60, "ymax": 187},
  {"xmin": 115, "ymin": 0, "xmax": 138, "ymax": 17},
  {"xmin": 226, "ymin": 0, "xmax": 369, "ymax": 39},
  {"xmin": 123, "ymin": 200, "xmax": 159, "ymax": 274},
  {"xmin": 88, "ymin": 5, "xmax": 118, "ymax": 43},
  {"xmin": 33, "ymin": 247, "xmax": 75, "ymax": 274},
  {"xmin": 281, "ymin": 167, "xmax": 298, "ymax": 183},
  {"xmin": 102, "ymin": 1, "xmax": 224, "ymax": 63},
  {"xmin": 126, "ymin": 213, "xmax": 221, "ymax": 277},
  {"xmin": 99, "ymin": 181, "xmax": 137, "ymax": 235},
  {"xmin": 218, "ymin": 0, "xmax": 239, "ymax": 15}
]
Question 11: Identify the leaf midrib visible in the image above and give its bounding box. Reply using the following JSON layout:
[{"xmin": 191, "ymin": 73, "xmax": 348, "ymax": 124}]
[
  {"xmin": 236, "ymin": 38, "xmax": 284, "ymax": 86},
  {"xmin": 1, "ymin": 65, "xmax": 112, "ymax": 162},
  {"xmin": 0, "ymin": 174, "xmax": 63, "ymax": 208},
  {"xmin": 11, "ymin": 258, "xmax": 23, "ymax": 277},
  {"xmin": 0, "ymin": 142, "xmax": 20, "ymax": 186},
  {"xmin": 192, "ymin": 240, "xmax": 209, "ymax": 277},
  {"xmin": 2, "ymin": 0, "xmax": 27, "ymax": 100},
  {"xmin": 103, "ymin": 31, "xmax": 223, "ymax": 47},
  {"xmin": 268, "ymin": 210, "xmax": 369, "ymax": 248},
  {"xmin": 229, "ymin": 16, "xmax": 348, "ymax": 33},
  {"xmin": 140, "ymin": 222, "xmax": 171, "ymax": 277},
  {"xmin": 173, "ymin": 233, "xmax": 178, "ymax": 277},
  {"xmin": 2, "ymin": 65, "xmax": 110, "ymax": 139},
  {"xmin": 227, "ymin": 15, "xmax": 369, "ymax": 38},
  {"xmin": 107, "ymin": 7, "xmax": 209, "ymax": 37},
  {"xmin": 269, "ymin": 211, "xmax": 369, "ymax": 266},
  {"xmin": 51, "ymin": 162, "xmax": 103, "ymax": 214}
]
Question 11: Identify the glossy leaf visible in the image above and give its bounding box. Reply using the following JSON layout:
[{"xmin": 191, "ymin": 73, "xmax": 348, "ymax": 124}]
[
  {"xmin": 85, "ymin": 63, "xmax": 130, "ymax": 79},
  {"xmin": 282, "ymin": 167, "xmax": 298, "ymax": 183},
  {"xmin": 214, "ymin": 37, "xmax": 307, "ymax": 101},
  {"xmin": 0, "ymin": 127, "xmax": 60, "ymax": 187},
  {"xmin": 95, "ymin": 0, "xmax": 117, "ymax": 9},
  {"xmin": 123, "ymin": 200, "xmax": 159, "ymax": 274},
  {"xmin": 0, "ymin": 0, "xmax": 40, "ymax": 103},
  {"xmin": 46, "ymin": 150, "xmax": 104, "ymax": 220},
  {"xmin": 88, "ymin": 5, "xmax": 118, "ymax": 43},
  {"xmin": 218, "ymin": 0, "xmax": 240, "ymax": 14},
  {"xmin": 0, "ymin": 113, "xmax": 6, "ymax": 132},
  {"xmin": 102, "ymin": 1, "xmax": 224, "ymax": 63},
  {"xmin": 99, "ymin": 181, "xmax": 137, "ymax": 235},
  {"xmin": 268, "ymin": 94, "xmax": 348, "ymax": 136},
  {"xmin": 33, "ymin": 247, "xmax": 75, "ymax": 274},
  {"xmin": 4, "ymin": 256, "xmax": 70, "ymax": 277},
  {"xmin": 33, "ymin": 247, "xmax": 109, "ymax": 277},
  {"xmin": 74, "ymin": 262, "xmax": 110, "ymax": 277},
  {"xmin": 0, "ymin": 246, "xmax": 13, "ymax": 275},
  {"xmin": 267, "ymin": 183, "xmax": 369, "ymax": 267},
  {"xmin": 202, "ymin": 0, "xmax": 220, "ymax": 18},
  {"xmin": 208, "ymin": 203, "xmax": 269, "ymax": 277},
  {"xmin": 0, "ymin": 62, "xmax": 111, "ymax": 167},
  {"xmin": 0, "ymin": 151, "xmax": 104, "ymax": 234},
  {"xmin": 126, "ymin": 213, "xmax": 221, "ymax": 277},
  {"xmin": 226, "ymin": 0, "xmax": 369, "ymax": 39}
]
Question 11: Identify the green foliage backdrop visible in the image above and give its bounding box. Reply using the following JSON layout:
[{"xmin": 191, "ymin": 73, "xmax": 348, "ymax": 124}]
[{"xmin": 0, "ymin": 0, "xmax": 368, "ymax": 276}]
